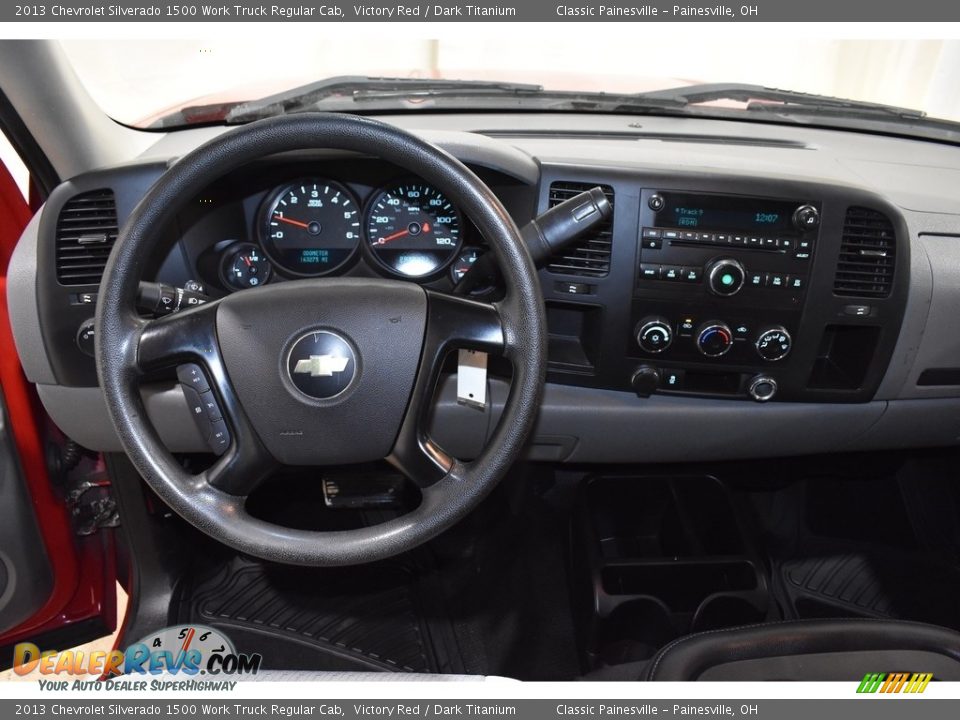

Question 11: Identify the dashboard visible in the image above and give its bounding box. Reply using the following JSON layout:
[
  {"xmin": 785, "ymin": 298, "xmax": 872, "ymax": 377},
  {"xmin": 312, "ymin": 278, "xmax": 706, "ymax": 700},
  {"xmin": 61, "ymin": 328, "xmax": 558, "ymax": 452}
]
[{"xmin": 9, "ymin": 113, "xmax": 960, "ymax": 464}]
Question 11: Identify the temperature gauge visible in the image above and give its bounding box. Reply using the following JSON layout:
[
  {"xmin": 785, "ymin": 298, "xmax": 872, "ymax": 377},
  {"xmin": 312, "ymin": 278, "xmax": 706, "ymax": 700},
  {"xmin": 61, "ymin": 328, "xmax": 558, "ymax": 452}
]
[{"xmin": 221, "ymin": 242, "xmax": 272, "ymax": 291}]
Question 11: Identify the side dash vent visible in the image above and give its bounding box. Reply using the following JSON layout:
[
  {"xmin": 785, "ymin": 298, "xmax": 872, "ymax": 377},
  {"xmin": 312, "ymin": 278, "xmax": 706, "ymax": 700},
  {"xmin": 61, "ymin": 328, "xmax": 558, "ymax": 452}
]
[
  {"xmin": 546, "ymin": 182, "xmax": 614, "ymax": 278},
  {"xmin": 55, "ymin": 189, "xmax": 118, "ymax": 286},
  {"xmin": 833, "ymin": 207, "xmax": 896, "ymax": 298}
]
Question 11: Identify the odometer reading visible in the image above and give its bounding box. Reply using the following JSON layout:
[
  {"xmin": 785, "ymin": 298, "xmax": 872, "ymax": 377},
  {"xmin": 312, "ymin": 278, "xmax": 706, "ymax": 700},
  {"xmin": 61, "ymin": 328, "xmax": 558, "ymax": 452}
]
[
  {"xmin": 260, "ymin": 179, "xmax": 360, "ymax": 276},
  {"xmin": 366, "ymin": 181, "xmax": 462, "ymax": 278}
]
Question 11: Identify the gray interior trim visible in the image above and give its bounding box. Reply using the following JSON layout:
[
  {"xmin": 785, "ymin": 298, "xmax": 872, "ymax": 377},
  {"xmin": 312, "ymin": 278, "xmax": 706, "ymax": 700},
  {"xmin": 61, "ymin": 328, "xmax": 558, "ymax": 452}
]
[
  {"xmin": 0, "ymin": 40, "xmax": 153, "ymax": 179},
  {"xmin": 885, "ymin": 233, "xmax": 960, "ymax": 399},
  {"xmin": 40, "ymin": 375, "xmax": 960, "ymax": 462},
  {"xmin": 6, "ymin": 210, "xmax": 55, "ymax": 384}
]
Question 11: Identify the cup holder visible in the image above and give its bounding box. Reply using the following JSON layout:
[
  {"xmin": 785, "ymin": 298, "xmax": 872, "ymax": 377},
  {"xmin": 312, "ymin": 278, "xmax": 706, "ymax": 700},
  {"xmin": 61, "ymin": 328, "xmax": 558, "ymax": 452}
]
[
  {"xmin": 599, "ymin": 598, "xmax": 677, "ymax": 666},
  {"xmin": 692, "ymin": 594, "xmax": 767, "ymax": 633},
  {"xmin": 575, "ymin": 475, "xmax": 770, "ymax": 667}
]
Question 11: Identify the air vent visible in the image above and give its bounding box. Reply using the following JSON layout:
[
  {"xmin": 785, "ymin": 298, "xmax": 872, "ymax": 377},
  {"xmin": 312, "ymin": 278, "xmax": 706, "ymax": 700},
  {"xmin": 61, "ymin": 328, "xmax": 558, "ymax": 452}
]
[
  {"xmin": 55, "ymin": 189, "xmax": 119, "ymax": 286},
  {"xmin": 834, "ymin": 207, "xmax": 896, "ymax": 298},
  {"xmin": 546, "ymin": 182, "xmax": 614, "ymax": 277}
]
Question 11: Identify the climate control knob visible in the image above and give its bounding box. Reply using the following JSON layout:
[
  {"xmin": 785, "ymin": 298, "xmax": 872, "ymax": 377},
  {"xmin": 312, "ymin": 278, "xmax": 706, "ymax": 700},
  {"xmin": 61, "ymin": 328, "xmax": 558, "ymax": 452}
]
[
  {"xmin": 755, "ymin": 326, "xmax": 792, "ymax": 361},
  {"xmin": 706, "ymin": 258, "xmax": 746, "ymax": 296},
  {"xmin": 696, "ymin": 321, "xmax": 734, "ymax": 358},
  {"xmin": 636, "ymin": 317, "xmax": 673, "ymax": 354}
]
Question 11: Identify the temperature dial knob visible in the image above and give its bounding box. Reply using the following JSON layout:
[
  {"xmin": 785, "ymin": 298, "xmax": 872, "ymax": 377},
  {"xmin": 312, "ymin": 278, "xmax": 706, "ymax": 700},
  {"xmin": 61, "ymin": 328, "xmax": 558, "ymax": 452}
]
[
  {"xmin": 696, "ymin": 321, "xmax": 734, "ymax": 358},
  {"xmin": 706, "ymin": 258, "xmax": 746, "ymax": 297},
  {"xmin": 756, "ymin": 326, "xmax": 792, "ymax": 361},
  {"xmin": 636, "ymin": 317, "xmax": 673, "ymax": 354}
]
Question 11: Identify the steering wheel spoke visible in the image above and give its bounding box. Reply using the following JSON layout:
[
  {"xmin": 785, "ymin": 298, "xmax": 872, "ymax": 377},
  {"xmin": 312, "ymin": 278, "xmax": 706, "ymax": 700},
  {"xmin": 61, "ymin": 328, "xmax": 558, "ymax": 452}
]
[
  {"xmin": 387, "ymin": 291, "xmax": 504, "ymax": 488},
  {"xmin": 136, "ymin": 303, "xmax": 276, "ymax": 496}
]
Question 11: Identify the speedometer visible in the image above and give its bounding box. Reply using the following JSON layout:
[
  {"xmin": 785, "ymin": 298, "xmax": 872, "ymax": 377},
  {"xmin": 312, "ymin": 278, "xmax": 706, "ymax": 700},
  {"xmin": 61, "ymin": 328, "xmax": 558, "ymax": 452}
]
[
  {"xmin": 260, "ymin": 179, "xmax": 360, "ymax": 276},
  {"xmin": 365, "ymin": 181, "xmax": 462, "ymax": 278}
]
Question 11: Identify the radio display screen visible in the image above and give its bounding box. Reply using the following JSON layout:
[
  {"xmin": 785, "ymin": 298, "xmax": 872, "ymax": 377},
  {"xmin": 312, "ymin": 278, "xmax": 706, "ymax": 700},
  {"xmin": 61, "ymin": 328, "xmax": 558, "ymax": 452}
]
[{"xmin": 654, "ymin": 193, "xmax": 798, "ymax": 232}]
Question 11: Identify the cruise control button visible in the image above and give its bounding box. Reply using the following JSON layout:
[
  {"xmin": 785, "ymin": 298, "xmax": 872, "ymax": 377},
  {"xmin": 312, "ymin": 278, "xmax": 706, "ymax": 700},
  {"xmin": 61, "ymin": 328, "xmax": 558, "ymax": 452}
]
[{"xmin": 177, "ymin": 363, "xmax": 211, "ymax": 393}]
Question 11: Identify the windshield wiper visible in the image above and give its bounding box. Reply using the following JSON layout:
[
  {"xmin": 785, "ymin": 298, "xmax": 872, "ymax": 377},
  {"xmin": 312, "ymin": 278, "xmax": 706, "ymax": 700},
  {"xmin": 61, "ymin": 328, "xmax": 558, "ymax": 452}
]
[
  {"xmin": 223, "ymin": 76, "xmax": 544, "ymax": 123},
  {"xmin": 631, "ymin": 82, "xmax": 928, "ymax": 121}
]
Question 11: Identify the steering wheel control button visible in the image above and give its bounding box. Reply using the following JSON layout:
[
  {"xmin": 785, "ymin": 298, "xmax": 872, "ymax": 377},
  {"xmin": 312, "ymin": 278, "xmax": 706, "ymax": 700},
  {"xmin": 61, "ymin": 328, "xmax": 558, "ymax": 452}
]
[
  {"xmin": 706, "ymin": 258, "xmax": 746, "ymax": 296},
  {"xmin": 208, "ymin": 420, "xmax": 231, "ymax": 455},
  {"xmin": 756, "ymin": 327, "xmax": 793, "ymax": 361},
  {"xmin": 176, "ymin": 363, "xmax": 211, "ymax": 393},
  {"xmin": 636, "ymin": 317, "xmax": 673, "ymax": 354},
  {"xmin": 696, "ymin": 322, "xmax": 734, "ymax": 358},
  {"xmin": 286, "ymin": 330, "xmax": 357, "ymax": 400},
  {"xmin": 792, "ymin": 204, "xmax": 820, "ymax": 231},
  {"xmin": 748, "ymin": 375, "xmax": 779, "ymax": 402}
]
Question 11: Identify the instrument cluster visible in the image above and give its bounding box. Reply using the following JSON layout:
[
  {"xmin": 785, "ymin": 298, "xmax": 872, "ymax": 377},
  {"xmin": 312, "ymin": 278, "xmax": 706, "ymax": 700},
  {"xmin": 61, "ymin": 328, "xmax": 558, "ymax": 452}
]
[{"xmin": 213, "ymin": 176, "xmax": 487, "ymax": 293}]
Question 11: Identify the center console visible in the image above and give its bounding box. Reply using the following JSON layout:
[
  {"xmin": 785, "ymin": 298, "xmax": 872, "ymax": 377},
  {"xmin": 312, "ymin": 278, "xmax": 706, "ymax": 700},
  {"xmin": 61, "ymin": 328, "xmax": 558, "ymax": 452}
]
[
  {"xmin": 539, "ymin": 169, "xmax": 909, "ymax": 404},
  {"xmin": 630, "ymin": 190, "xmax": 818, "ymax": 401}
]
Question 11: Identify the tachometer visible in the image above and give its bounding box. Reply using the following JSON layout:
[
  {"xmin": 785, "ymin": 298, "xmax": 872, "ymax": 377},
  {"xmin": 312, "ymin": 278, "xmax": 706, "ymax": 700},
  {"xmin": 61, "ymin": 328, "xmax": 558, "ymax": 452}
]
[
  {"xmin": 365, "ymin": 181, "xmax": 462, "ymax": 278},
  {"xmin": 260, "ymin": 179, "xmax": 360, "ymax": 276}
]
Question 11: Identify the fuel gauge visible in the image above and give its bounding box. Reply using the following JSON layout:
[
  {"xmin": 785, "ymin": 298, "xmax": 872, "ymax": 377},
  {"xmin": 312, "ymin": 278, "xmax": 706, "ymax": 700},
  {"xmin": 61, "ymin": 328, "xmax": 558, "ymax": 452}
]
[
  {"xmin": 221, "ymin": 242, "xmax": 272, "ymax": 291},
  {"xmin": 451, "ymin": 247, "xmax": 494, "ymax": 295}
]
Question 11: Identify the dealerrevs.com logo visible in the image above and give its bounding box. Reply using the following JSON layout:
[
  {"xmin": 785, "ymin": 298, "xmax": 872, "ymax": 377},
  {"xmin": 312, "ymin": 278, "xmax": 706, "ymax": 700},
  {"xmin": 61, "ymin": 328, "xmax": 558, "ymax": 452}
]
[
  {"xmin": 857, "ymin": 672, "xmax": 933, "ymax": 694},
  {"xmin": 13, "ymin": 624, "xmax": 261, "ymax": 679}
]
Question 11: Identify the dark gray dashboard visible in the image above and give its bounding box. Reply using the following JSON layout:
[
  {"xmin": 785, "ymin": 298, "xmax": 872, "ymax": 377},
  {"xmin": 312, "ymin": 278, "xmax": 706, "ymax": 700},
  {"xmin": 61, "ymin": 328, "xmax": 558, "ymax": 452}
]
[{"xmin": 9, "ymin": 114, "xmax": 960, "ymax": 462}]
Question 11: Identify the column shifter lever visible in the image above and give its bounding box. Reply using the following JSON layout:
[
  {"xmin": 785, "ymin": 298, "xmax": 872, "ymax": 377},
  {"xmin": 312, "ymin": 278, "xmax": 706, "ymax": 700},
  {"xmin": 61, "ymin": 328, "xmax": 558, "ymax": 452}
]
[{"xmin": 454, "ymin": 186, "xmax": 612, "ymax": 295}]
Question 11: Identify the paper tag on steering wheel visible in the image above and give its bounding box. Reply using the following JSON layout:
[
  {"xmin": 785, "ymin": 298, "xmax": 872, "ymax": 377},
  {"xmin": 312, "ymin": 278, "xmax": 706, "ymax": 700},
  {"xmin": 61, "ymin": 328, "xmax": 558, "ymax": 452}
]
[{"xmin": 457, "ymin": 349, "xmax": 488, "ymax": 409}]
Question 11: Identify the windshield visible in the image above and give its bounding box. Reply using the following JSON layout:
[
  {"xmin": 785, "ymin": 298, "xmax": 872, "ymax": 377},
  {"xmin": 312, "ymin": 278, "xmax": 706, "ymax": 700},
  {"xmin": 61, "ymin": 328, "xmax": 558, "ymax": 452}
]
[{"xmin": 61, "ymin": 38, "xmax": 960, "ymax": 135}]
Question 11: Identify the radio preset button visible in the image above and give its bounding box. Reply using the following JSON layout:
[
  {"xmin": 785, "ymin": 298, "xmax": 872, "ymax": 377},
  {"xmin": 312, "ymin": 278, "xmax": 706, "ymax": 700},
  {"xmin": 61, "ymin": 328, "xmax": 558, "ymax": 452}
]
[
  {"xmin": 642, "ymin": 227, "xmax": 661, "ymax": 239},
  {"xmin": 661, "ymin": 266, "xmax": 683, "ymax": 281},
  {"xmin": 639, "ymin": 263, "xmax": 659, "ymax": 280}
]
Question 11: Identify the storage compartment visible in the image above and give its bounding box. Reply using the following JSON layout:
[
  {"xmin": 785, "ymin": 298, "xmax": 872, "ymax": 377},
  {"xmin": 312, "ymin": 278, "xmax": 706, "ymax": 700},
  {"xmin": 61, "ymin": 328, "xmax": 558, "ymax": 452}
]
[
  {"xmin": 545, "ymin": 301, "xmax": 603, "ymax": 372},
  {"xmin": 807, "ymin": 325, "xmax": 880, "ymax": 390},
  {"xmin": 574, "ymin": 475, "xmax": 768, "ymax": 668}
]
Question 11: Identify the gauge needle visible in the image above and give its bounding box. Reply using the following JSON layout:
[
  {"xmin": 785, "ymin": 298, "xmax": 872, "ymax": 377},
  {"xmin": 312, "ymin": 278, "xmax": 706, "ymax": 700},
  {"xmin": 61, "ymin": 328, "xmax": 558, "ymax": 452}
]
[
  {"xmin": 376, "ymin": 229, "xmax": 409, "ymax": 245},
  {"xmin": 274, "ymin": 215, "xmax": 310, "ymax": 229},
  {"xmin": 376, "ymin": 223, "xmax": 431, "ymax": 245}
]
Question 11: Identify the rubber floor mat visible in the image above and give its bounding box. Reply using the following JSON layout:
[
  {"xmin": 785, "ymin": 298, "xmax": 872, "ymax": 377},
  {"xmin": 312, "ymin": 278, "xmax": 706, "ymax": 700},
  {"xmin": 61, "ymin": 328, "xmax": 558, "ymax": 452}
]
[
  {"xmin": 775, "ymin": 544, "xmax": 960, "ymax": 630},
  {"xmin": 178, "ymin": 555, "xmax": 463, "ymax": 674}
]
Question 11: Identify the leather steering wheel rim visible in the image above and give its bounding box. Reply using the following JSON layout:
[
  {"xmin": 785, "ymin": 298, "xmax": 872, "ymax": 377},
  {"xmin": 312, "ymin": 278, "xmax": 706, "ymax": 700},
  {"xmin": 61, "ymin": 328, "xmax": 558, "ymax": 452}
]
[{"xmin": 95, "ymin": 113, "xmax": 547, "ymax": 566}]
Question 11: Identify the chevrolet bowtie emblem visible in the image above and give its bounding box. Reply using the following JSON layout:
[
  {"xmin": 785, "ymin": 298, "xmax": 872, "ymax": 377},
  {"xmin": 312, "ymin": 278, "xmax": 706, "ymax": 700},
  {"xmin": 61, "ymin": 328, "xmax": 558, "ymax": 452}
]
[{"xmin": 293, "ymin": 355, "xmax": 350, "ymax": 377}]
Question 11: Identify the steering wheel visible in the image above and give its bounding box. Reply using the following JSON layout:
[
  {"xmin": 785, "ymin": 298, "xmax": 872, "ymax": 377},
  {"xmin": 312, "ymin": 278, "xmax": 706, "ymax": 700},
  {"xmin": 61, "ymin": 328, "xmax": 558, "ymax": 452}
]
[{"xmin": 95, "ymin": 114, "xmax": 547, "ymax": 566}]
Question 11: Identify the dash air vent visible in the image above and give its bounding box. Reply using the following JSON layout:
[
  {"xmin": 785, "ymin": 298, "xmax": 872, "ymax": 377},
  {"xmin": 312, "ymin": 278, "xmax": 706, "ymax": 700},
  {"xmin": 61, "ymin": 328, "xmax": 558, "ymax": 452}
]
[
  {"xmin": 55, "ymin": 189, "xmax": 119, "ymax": 286},
  {"xmin": 834, "ymin": 207, "xmax": 896, "ymax": 298},
  {"xmin": 546, "ymin": 181, "xmax": 614, "ymax": 277}
]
